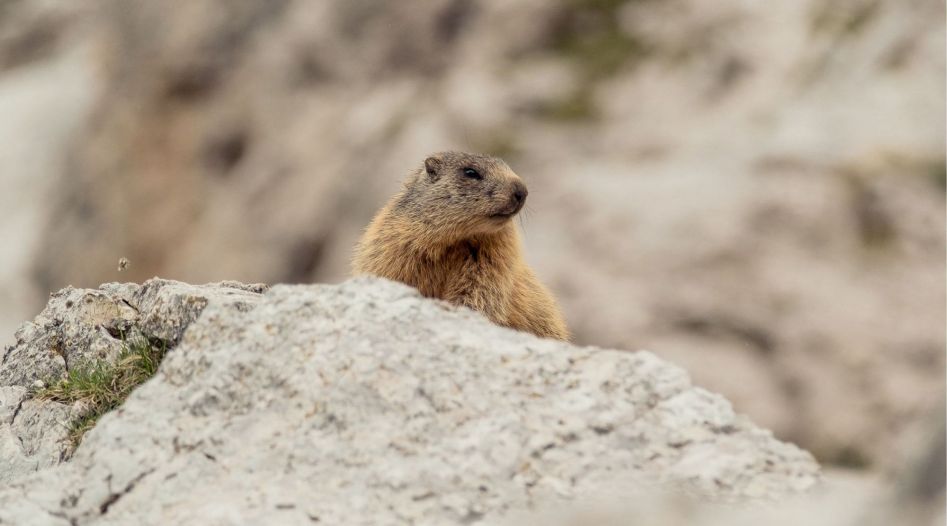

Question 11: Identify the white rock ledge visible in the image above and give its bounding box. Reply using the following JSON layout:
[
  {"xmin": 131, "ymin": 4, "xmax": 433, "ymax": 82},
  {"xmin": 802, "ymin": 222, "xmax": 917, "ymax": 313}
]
[{"xmin": 0, "ymin": 277, "xmax": 819, "ymax": 525}]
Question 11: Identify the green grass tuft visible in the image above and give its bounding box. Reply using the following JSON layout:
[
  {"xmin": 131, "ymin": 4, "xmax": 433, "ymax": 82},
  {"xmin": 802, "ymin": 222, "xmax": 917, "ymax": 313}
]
[{"xmin": 36, "ymin": 336, "xmax": 168, "ymax": 449}]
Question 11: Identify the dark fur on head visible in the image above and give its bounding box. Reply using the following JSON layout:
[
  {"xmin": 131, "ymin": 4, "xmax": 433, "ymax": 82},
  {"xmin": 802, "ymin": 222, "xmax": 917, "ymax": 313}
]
[{"xmin": 395, "ymin": 151, "xmax": 528, "ymax": 243}]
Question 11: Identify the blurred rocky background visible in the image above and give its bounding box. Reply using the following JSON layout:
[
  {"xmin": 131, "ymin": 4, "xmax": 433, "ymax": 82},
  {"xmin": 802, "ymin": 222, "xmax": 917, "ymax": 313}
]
[{"xmin": 0, "ymin": 0, "xmax": 943, "ymax": 511}]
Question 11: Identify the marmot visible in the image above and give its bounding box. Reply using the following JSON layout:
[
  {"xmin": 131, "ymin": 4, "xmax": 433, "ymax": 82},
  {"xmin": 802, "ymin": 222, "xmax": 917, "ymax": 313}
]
[{"xmin": 352, "ymin": 151, "xmax": 569, "ymax": 341}]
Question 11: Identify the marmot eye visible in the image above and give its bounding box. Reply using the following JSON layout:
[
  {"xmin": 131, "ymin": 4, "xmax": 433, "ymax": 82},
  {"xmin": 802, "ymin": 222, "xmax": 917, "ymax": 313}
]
[{"xmin": 462, "ymin": 168, "xmax": 482, "ymax": 180}]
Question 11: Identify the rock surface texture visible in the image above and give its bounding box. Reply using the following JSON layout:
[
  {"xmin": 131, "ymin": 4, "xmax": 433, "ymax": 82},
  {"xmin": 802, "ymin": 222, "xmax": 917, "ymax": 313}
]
[
  {"xmin": 0, "ymin": 278, "xmax": 819, "ymax": 525},
  {"xmin": 0, "ymin": 279, "xmax": 265, "ymax": 484},
  {"xmin": 1, "ymin": 0, "xmax": 941, "ymax": 472}
]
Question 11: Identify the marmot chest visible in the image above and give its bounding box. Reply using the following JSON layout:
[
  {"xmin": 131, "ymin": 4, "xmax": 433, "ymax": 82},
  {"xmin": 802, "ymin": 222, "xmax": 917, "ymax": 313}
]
[{"xmin": 406, "ymin": 243, "xmax": 506, "ymax": 301}]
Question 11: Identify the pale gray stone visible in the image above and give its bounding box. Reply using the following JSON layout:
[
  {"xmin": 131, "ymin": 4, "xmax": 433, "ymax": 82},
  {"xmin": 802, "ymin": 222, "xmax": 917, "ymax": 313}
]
[
  {"xmin": 0, "ymin": 278, "xmax": 819, "ymax": 525},
  {"xmin": 0, "ymin": 278, "xmax": 266, "ymax": 485}
]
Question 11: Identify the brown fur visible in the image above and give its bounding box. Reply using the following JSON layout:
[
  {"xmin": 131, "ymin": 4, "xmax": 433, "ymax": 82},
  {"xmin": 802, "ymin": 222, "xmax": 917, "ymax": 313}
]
[{"xmin": 352, "ymin": 151, "xmax": 569, "ymax": 340}]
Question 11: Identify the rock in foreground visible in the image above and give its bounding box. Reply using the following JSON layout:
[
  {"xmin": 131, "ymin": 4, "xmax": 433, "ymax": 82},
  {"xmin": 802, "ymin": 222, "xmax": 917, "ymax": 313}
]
[
  {"xmin": 0, "ymin": 278, "xmax": 818, "ymax": 525},
  {"xmin": 0, "ymin": 279, "xmax": 265, "ymax": 483}
]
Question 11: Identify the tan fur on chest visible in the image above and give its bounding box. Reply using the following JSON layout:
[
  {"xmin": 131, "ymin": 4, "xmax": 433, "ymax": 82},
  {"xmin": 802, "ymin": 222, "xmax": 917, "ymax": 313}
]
[{"xmin": 355, "ymin": 213, "xmax": 516, "ymax": 320}]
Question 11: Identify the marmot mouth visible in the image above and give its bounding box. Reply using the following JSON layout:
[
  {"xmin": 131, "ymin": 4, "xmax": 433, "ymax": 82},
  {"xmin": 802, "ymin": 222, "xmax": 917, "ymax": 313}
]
[
  {"xmin": 490, "ymin": 202, "xmax": 524, "ymax": 220},
  {"xmin": 489, "ymin": 210, "xmax": 519, "ymax": 220}
]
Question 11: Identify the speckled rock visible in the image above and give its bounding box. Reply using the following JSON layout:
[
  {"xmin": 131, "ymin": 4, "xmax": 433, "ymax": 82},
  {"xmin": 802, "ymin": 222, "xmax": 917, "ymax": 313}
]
[
  {"xmin": 511, "ymin": 408, "xmax": 945, "ymax": 526},
  {"xmin": 0, "ymin": 279, "xmax": 266, "ymax": 483},
  {"xmin": 0, "ymin": 386, "xmax": 74, "ymax": 484},
  {"xmin": 0, "ymin": 278, "xmax": 818, "ymax": 525},
  {"xmin": 0, "ymin": 278, "xmax": 265, "ymax": 388}
]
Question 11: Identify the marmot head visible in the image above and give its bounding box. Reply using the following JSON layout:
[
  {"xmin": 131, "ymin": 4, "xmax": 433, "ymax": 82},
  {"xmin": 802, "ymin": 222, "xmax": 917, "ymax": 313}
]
[{"xmin": 398, "ymin": 151, "xmax": 528, "ymax": 239}]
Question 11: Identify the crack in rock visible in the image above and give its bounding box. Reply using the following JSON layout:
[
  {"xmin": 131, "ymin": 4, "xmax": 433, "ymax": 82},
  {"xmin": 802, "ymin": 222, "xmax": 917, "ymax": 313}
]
[{"xmin": 98, "ymin": 469, "xmax": 155, "ymax": 516}]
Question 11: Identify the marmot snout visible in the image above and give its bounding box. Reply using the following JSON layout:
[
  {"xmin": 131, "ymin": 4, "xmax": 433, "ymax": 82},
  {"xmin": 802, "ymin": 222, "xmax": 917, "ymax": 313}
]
[
  {"xmin": 353, "ymin": 151, "xmax": 569, "ymax": 341},
  {"xmin": 495, "ymin": 180, "xmax": 528, "ymax": 218}
]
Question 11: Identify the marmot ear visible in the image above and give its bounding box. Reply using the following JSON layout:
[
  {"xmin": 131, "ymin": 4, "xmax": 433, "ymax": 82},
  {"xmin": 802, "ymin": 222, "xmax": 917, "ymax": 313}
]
[{"xmin": 424, "ymin": 156, "xmax": 442, "ymax": 181}]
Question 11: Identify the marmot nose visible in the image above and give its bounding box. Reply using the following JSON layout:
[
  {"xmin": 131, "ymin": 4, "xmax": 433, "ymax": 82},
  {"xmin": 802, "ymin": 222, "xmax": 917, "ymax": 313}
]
[{"xmin": 512, "ymin": 183, "xmax": 528, "ymax": 206}]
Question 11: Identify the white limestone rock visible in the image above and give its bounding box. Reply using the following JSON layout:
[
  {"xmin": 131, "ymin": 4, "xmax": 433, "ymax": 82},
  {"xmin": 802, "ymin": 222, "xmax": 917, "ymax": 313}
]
[{"xmin": 0, "ymin": 277, "xmax": 819, "ymax": 525}]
